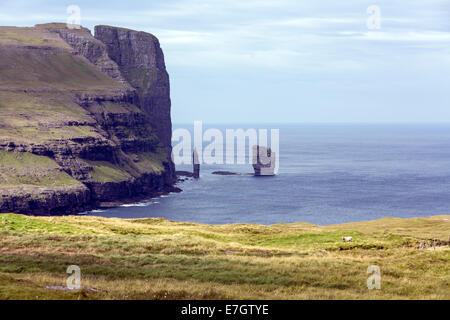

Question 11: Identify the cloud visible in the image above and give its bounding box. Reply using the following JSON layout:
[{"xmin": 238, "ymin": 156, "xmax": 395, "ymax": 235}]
[
  {"xmin": 155, "ymin": 30, "xmax": 214, "ymax": 44},
  {"xmin": 270, "ymin": 17, "xmax": 360, "ymax": 28},
  {"xmin": 2, "ymin": 0, "xmax": 448, "ymax": 73},
  {"xmin": 339, "ymin": 31, "xmax": 450, "ymax": 42},
  {"xmin": 1, "ymin": 0, "xmax": 449, "ymax": 122}
]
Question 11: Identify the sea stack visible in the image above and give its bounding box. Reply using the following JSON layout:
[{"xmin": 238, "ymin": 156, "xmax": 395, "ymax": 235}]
[
  {"xmin": 193, "ymin": 148, "xmax": 200, "ymax": 179},
  {"xmin": 252, "ymin": 145, "xmax": 276, "ymax": 176}
]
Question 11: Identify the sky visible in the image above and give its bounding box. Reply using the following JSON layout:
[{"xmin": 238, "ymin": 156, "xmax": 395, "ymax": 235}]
[{"xmin": 1, "ymin": 0, "xmax": 449, "ymax": 123}]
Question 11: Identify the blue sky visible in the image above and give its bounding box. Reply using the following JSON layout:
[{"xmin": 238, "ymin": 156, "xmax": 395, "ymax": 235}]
[{"xmin": 1, "ymin": 0, "xmax": 449, "ymax": 123}]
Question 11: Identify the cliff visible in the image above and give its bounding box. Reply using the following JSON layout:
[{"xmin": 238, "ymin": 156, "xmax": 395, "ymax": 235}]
[
  {"xmin": 95, "ymin": 25, "xmax": 175, "ymax": 180},
  {"xmin": 0, "ymin": 23, "xmax": 176, "ymax": 214}
]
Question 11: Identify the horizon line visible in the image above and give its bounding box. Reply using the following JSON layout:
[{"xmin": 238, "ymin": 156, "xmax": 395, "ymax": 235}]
[{"xmin": 172, "ymin": 121, "xmax": 450, "ymax": 125}]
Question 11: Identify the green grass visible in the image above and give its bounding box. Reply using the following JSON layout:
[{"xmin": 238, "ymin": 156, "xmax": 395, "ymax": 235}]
[
  {"xmin": 0, "ymin": 26, "xmax": 128, "ymax": 92},
  {"xmin": 0, "ymin": 151, "xmax": 80, "ymax": 187},
  {"xmin": 0, "ymin": 47, "xmax": 125, "ymax": 91},
  {"xmin": 0, "ymin": 31, "xmax": 48, "ymax": 47},
  {"xmin": 83, "ymin": 148, "xmax": 166, "ymax": 183},
  {"xmin": 16, "ymin": 126, "xmax": 98, "ymax": 141},
  {"xmin": 0, "ymin": 151, "xmax": 57, "ymax": 169},
  {"xmin": 0, "ymin": 214, "xmax": 448, "ymax": 300},
  {"xmin": 0, "ymin": 27, "xmax": 69, "ymax": 48},
  {"xmin": 132, "ymin": 150, "xmax": 166, "ymax": 174},
  {"xmin": 34, "ymin": 23, "xmax": 88, "ymax": 31},
  {"xmin": 0, "ymin": 84, "xmax": 104, "ymax": 146},
  {"xmin": 84, "ymin": 160, "xmax": 132, "ymax": 183}
]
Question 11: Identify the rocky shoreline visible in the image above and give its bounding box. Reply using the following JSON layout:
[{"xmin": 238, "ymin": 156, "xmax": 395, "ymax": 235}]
[{"xmin": 22, "ymin": 184, "xmax": 183, "ymax": 216}]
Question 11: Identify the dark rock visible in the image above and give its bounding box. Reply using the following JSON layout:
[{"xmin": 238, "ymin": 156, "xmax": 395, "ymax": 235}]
[
  {"xmin": 95, "ymin": 26, "xmax": 175, "ymax": 184},
  {"xmin": 167, "ymin": 186, "xmax": 182, "ymax": 193},
  {"xmin": 176, "ymin": 171, "xmax": 195, "ymax": 178},
  {"xmin": 0, "ymin": 185, "xmax": 91, "ymax": 215},
  {"xmin": 212, "ymin": 171, "xmax": 244, "ymax": 176},
  {"xmin": 46, "ymin": 26, "xmax": 128, "ymax": 84}
]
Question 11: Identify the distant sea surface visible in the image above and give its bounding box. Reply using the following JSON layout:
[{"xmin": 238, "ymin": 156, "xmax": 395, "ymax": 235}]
[{"xmin": 87, "ymin": 124, "xmax": 450, "ymax": 225}]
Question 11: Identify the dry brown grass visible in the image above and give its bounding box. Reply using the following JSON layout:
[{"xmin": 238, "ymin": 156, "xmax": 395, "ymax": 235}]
[{"xmin": 0, "ymin": 214, "xmax": 448, "ymax": 300}]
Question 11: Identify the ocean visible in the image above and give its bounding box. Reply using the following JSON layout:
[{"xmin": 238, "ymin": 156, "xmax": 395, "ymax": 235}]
[{"xmin": 87, "ymin": 123, "xmax": 450, "ymax": 225}]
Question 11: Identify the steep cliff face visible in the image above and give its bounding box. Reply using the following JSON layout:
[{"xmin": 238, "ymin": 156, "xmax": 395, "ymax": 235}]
[
  {"xmin": 0, "ymin": 23, "xmax": 176, "ymax": 214},
  {"xmin": 94, "ymin": 26, "xmax": 175, "ymax": 180}
]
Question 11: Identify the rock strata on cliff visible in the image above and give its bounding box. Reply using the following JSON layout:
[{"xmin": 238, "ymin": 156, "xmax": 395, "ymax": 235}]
[
  {"xmin": 0, "ymin": 23, "xmax": 175, "ymax": 214},
  {"xmin": 94, "ymin": 26, "xmax": 175, "ymax": 180}
]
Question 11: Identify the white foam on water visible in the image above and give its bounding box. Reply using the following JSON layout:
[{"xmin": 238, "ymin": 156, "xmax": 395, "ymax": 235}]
[
  {"xmin": 79, "ymin": 209, "xmax": 106, "ymax": 215},
  {"xmin": 120, "ymin": 201, "xmax": 153, "ymax": 207}
]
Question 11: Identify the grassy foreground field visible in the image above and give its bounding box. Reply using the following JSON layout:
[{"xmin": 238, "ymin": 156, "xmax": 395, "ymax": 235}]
[{"xmin": 0, "ymin": 213, "xmax": 448, "ymax": 300}]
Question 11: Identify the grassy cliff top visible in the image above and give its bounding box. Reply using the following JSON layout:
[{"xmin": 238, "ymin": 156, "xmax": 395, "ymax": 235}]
[
  {"xmin": 0, "ymin": 26, "xmax": 71, "ymax": 48},
  {"xmin": 35, "ymin": 23, "xmax": 90, "ymax": 32},
  {"xmin": 0, "ymin": 214, "xmax": 448, "ymax": 299},
  {"xmin": 0, "ymin": 26, "xmax": 128, "ymax": 92},
  {"xmin": 0, "ymin": 25, "xmax": 133, "ymax": 147}
]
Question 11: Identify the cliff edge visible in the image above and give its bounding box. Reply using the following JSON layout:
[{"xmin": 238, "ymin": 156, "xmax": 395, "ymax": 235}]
[{"xmin": 0, "ymin": 23, "xmax": 176, "ymax": 214}]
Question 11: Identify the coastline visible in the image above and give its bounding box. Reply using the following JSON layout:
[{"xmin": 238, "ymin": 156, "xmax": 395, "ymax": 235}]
[{"xmin": 22, "ymin": 184, "xmax": 183, "ymax": 217}]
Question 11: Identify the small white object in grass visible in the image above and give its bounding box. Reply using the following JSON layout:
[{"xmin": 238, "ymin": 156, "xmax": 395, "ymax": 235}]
[{"xmin": 342, "ymin": 236, "xmax": 353, "ymax": 242}]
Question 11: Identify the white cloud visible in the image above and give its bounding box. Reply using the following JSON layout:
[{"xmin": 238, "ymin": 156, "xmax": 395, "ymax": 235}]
[
  {"xmin": 339, "ymin": 31, "xmax": 450, "ymax": 42},
  {"xmin": 2, "ymin": 0, "xmax": 449, "ymax": 75},
  {"xmin": 271, "ymin": 17, "xmax": 360, "ymax": 28},
  {"xmin": 155, "ymin": 30, "xmax": 214, "ymax": 44}
]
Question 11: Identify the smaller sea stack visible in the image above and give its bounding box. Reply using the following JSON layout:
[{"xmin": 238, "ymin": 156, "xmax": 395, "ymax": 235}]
[{"xmin": 193, "ymin": 148, "xmax": 200, "ymax": 179}]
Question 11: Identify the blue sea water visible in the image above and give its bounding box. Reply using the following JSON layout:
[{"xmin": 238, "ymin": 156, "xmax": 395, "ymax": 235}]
[{"xmin": 87, "ymin": 124, "xmax": 450, "ymax": 225}]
